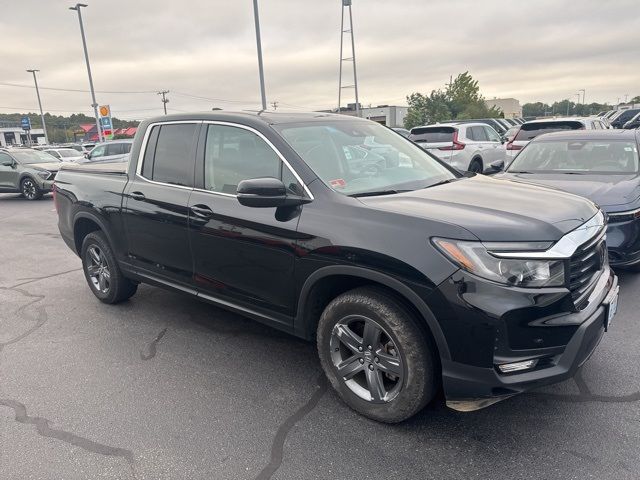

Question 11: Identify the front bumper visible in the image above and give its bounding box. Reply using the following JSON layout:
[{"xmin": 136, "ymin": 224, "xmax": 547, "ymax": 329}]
[
  {"xmin": 429, "ymin": 267, "xmax": 617, "ymax": 411},
  {"xmin": 606, "ymin": 219, "xmax": 640, "ymax": 267}
]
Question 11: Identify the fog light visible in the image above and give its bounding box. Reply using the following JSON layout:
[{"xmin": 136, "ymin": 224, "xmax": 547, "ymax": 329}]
[{"xmin": 497, "ymin": 359, "xmax": 538, "ymax": 373}]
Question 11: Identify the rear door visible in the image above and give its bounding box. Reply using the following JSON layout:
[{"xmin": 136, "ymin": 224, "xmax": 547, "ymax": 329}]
[
  {"xmin": 187, "ymin": 122, "xmax": 309, "ymax": 323},
  {"xmin": 409, "ymin": 126, "xmax": 455, "ymax": 159},
  {"xmin": 482, "ymin": 125, "xmax": 504, "ymax": 165},
  {"xmin": 123, "ymin": 121, "xmax": 200, "ymax": 289}
]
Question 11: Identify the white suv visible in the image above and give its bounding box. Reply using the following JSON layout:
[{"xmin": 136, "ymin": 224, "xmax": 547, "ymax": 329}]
[{"xmin": 408, "ymin": 122, "xmax": 505, "ymax": 173}]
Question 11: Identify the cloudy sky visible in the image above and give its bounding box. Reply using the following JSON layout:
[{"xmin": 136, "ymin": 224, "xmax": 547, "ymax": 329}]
[{"xmin": 1, "ymin": 0, "xmax": 638, "ymax": 120}]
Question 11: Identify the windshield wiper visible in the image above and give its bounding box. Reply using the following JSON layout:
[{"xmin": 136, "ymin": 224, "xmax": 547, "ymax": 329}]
[
  {"xmin": 423, "ymin": 178, "xmax": 458, "ymax": 188},
  {"xmin": 349, "ymin": 189, "xmax": 411, "ymax": 197},
  {"xmin": 508, "ymin": 171, "xmax": 535, "ymax": 174}
]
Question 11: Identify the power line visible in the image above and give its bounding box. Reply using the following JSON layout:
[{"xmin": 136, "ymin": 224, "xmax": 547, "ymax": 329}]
[{"xmin": 0, "ymin": 81, "xmax": 156, "ymax": 94}]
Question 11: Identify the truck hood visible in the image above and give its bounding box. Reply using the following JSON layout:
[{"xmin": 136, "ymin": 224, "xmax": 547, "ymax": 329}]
[
  {"xmin": 359, "ymin": 175, "xmax": 598, "ymax": 242},
  {"xmin": 496, "ymin": 172, "xmax": 640, "ymax": 209}
]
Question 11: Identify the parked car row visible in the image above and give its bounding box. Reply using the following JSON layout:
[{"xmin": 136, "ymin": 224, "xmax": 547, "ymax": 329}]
[
  {"xmin": 598, "ymin": 107, "xmax": 640, "ymax": 129},
  {"xmin": 52, "ymin": 111, "xmax": 624, "ymax": 424}
]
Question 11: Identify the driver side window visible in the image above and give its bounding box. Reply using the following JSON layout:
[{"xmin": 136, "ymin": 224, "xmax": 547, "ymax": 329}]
[
  {"xmin": 0, "ymin": 152, "xmax": 14, "ymax": 166},
  {"xmin": 89, "ymin": 145, "xmax": 106, "ymax": 159},
  {"xmin": 204, "ymin": 124, "xmax": 303, "ymax": 195}
]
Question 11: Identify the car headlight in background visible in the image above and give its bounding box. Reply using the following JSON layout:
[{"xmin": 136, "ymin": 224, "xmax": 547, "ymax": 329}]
[
  {"xmin": 607, "ymin": 208, "xmax": 640, "ymax": 223},
  {"xmin": 36, "ymin": 170, "xmax": 52, "ymax": 180},
  {"xmin": 432, "ymin": 238, "xmax": 565, "ymax": 287}
]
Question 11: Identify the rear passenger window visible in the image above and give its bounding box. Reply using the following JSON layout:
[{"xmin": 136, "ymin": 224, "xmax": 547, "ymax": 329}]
[
  {"xmin": 471, "ymin": 126, "xmax": 488, "ymax": 141},
  {"xmin": 142, "ymin": 123, "xmax": 197, "ymax": 187},
  {"xmin": 204, "ymin": 124, "xmax": 302, "ymax": 195},
  {"xmin": 123, "ymin": 143, "xmax": 132, "ymax": 153},
  {"xmin": 106, "ymin": 143, "xmax": 124, "ymax": 156}
]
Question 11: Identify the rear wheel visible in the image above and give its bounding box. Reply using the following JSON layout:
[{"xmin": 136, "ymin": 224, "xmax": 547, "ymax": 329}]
[
  {"xmin": 468, "ymin": 158, "xmax": 483, "ymax": 173},
  {"xmin": 317, "ymin": 286, "xmax": 437, "ymax": 423},
  {"xmin": 81, "ymin": 231, "xmax": 137, "ymax": 304},
  {"xmin": 21, "ymin": 177, "xmax": 42, "ymax": 200}
]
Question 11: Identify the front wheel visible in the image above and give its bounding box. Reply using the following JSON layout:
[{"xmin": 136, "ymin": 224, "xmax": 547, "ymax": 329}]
[
  {"xmin": 21, "ymin": 177, "xmax": 42, "ymax": 200},
  {"xmin": 81, "ymin": 231, "xmax": 138, "ymax": 304},
  {"xmin": 317, "ymin": 287, "xmax": 437, "ymax": 423}
]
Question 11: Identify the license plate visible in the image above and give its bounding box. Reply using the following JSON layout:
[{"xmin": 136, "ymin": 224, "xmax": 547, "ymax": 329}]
[{"xmin": 605, "ymin": 287, "xmax": 619, "ymax": 331}]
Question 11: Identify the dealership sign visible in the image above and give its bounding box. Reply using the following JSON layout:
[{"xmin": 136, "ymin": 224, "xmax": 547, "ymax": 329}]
[{"xmin": 21, "ymin": 116, "xmax": 31, "ymax": 131}]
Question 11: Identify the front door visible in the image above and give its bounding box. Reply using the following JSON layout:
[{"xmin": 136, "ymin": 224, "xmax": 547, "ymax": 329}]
[
  {"xmin": 188, "ymin": 123, "xmax": 309, "ymax": 323},
  {"xmin": 0, "ymin": 152, "xmax": 19, "ymax": 190},
  {"xmin": 123, "ymin": 122, "xmax": 200, "ymax": 289}
]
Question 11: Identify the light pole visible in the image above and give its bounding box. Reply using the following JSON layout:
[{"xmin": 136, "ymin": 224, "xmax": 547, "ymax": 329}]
[
  {"xmin": 26, "ymin": 69, "xmax": 49, "ymax": 144},
  {"xmin": 579, "ymin": 89, "xmax": 586, "ymax": 115},
  {"xmin": 574, "ymin": 93, "xmax": 581, "ymax": 114},
  {"xmin": 252, "ymin": 0, "xmax": 267, "ymax": 111},
  {"xmin": 69, "ymin": 3, "xmax": 103, "ymax": 143}
]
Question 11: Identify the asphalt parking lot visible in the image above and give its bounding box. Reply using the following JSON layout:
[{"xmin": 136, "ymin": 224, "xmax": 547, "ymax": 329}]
[{"xmin": 1, "ymin": 193, "xmax": 639, "ymax": 480}]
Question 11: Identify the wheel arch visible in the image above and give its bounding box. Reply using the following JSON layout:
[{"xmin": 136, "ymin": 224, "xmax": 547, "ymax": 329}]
[
  {"xmin": 295, "ymin": 266, "xmax": 451, "ymax": 361},
  {"xmin": 72, "ymin": 211, "xmax": 116, "ymax": 255}
]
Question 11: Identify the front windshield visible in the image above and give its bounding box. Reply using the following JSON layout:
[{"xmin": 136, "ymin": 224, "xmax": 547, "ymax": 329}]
[
  {"xmin": 275, "ymin": 120, "xmax": 456, "ymax": 195},
  {"xmin": 12, "ymin": 150, "xmax": 60, "ymax": 164},
  {"xmin": 508, "ymin": 139, "xmax": 639, "ymax": 174}
]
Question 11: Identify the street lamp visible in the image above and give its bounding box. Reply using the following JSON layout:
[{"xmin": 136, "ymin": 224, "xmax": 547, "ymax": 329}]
[
  {"xmin": 252, "ymin": 0, "xmax": 267, "ymax": 111},
  {"xmin": 69, "ymin": 3, "xmax": 103, "ymax": 143},
  {"xmin": 574, "ymin": 93, "xmax": 581, "ymax": 113},
  {"xmin": 26, "ymin": 69, "xmax": 49, "ymax": 144}
]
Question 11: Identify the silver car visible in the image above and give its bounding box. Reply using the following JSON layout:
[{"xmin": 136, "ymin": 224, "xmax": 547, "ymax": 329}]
[
  {"xmin": 43, "ymin": 148, "xmax": 85, "ymax": 163},
  {"xmin": 83, "ymin": 140, "xmax": 133, "ymax": 164},
  {"xmin": 409, "ymin": 122, "xmax": 505, "ymax": 173}
]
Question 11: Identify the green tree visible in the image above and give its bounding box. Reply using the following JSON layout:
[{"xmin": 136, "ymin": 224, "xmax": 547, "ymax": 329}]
[
  {"xmin": 631, "ymin": 96, "xmax": 640, "ymax": 104},
  {"xmin": 404, "ymin": 72, "xmax": 500, "ymax": 129}
]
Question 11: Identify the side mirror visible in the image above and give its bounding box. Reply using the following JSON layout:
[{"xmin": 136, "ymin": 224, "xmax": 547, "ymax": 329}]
[
  {"xmin": 1, "ymin": 160, "xmax": 14, "ymax": 167},
  {"xmin": 84, "ymin": 152, "xmax": 90, "ymax": 159},
  {"xmin": 237, "ymin": 177, "xmax": 310, "ymax": 208}
]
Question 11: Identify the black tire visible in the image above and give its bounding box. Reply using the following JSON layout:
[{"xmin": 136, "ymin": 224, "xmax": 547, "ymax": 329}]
[
  {"xmin": 81, "ymin": 231, "xmax": 137, "ymax": 304},
  {"xmin": 21, "ymin": 177, "xmax": 42, "ymax": 200},
  {"xmin": 317, "ymin": 286, "xmax": 437, "ymax": 423},
  {"xmin": 468, "ymin": 158, "xmax": 483, "ymax": 174}
]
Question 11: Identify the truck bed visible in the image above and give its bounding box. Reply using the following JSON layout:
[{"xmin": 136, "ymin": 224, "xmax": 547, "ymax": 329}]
[{"xmin": 60, "ymin": 161, "xmax": 128, "ymax": 175}]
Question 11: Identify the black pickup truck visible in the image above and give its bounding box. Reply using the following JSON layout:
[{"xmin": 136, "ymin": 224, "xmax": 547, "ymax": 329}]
[{"xmin": 55, "ymin": 112, "xmax": 619, "ymax": 422}]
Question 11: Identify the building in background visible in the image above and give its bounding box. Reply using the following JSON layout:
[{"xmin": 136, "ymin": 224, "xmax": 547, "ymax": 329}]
[
  {"xmin": 0, "ymin": 126, "xmax": 46, "ymax": 147},
  {"xmin": 320, "ymin": 104, "xmax": 409, "ymax": 127},
  {"xmin": 485, "ymin": 98, "xmax": 522, "ymax": 118}
]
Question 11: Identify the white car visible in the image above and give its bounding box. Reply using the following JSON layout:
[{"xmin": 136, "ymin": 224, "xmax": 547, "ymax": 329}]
[
  {"xmin": 505, "ymin": 117, "xmax": 608, "ymax": 165},
  {"xmin": 43, "ymin": 148, "xmax": 85, "ymax": 163},
  {"xmin": 408, "ymin": 122, "xmax": 505, "ymax": 173}
]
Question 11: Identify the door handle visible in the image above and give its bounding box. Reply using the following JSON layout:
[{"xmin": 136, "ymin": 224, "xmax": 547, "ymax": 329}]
[
  {"xmin": 190, "ymin": 204, "xmax": 214, "ymax": 218},
  {"xmin": 130, "ymin": 191, "xmax": 146, "ymax": 201}
]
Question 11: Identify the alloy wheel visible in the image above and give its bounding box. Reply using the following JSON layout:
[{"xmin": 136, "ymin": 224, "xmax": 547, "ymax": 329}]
[
  {"xmin": 22, "ymin": 179, "xmax": 37, "ymax": 199},
  {"xmin": 86, "ymin": 245, "xmax": 111, "ymax": 294},
  {"xmin": 329, "ymin": 315, "xmax": 404, "ymax": 403}
]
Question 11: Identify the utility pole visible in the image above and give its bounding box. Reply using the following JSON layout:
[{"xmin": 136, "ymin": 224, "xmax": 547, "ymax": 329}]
[
  {"xmin": 69, "ymin": 3, "xmax": 103, "ymax": 143},
  {"xmin": 252, "ymin": 0, "xmax": 267, "ymax": 111},
  {"xmin": 26, "ymin": 69, "xmax": 49, "ymax": 144},
  {"xmin": 338, "ymin": 0, "xmax": 360, "ymax": 117},
  {"xmin": 158, "ymin": 90, "xmax": 169, "ymax": 114}
]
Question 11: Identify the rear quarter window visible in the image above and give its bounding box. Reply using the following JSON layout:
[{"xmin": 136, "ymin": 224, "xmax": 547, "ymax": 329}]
[{"xmin": 515, "ymin": 121, "xmax": 584, "ymax": 141}]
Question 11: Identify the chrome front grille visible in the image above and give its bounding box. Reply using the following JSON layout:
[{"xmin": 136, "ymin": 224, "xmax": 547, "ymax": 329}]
[{"xmin": 568, "ymin": 227, "xmax": 607, "ymax": 310}]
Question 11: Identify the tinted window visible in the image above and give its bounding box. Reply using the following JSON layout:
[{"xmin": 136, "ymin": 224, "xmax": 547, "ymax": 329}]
[
  {"xmin": 106, "ymin": 143, "xmax": 124, "ymax": 156},
  {"xmin": 204, "ymin": 124, "xmax": 290, "ymax": 195},
  {"xmin": 150, "ymin": 124, "xmax": 197, "ymax": 187},
  {"xmin": 409, "ymin": 127, "xmax": 454, "ymax": 143},
  {"xmin": 616, "ymin": 109, "xmax": 640, "ymax": 123},
  {"xmin": 0, "ymin": 152, "xmax": 13, "ymax": 164},
  {"xmin": 141, "ymin": 126, "xmax": 160, "ymax": 178},
  {"xmin": 123, "ymin": 143, "xmax": 132, "ymax": 153},
  {"xmin": 471, "ymin": 126, "xmax": 488, "ymax": 141},
  {"xmin": 514, "ymin": 121, "xmax": 584, "ymax": 141},
  {"xmin": 508, "ymin": 140, "xmax": 639, "ymax": 173},
  {"xmin": 484, "ymin": 126, "xmax": 501, "ymax": 142}
]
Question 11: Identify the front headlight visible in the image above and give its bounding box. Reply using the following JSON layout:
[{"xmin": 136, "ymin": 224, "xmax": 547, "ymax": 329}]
[
  {"xmin": 433, "ymin": 238, "xmax": 565, "ymax": 287},
  {"xmin": 36, "ymin": 170, "xmax": 51, "ymax": 180}
]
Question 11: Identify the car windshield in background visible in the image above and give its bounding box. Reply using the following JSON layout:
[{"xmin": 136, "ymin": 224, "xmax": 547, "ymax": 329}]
[
  {"xmin": 276, "ymin": 121, "xmax": 456, "ymax": 196},
  {"xmin": 57, "ymin": 149, "xmax": 80, "ymax": 158},
  {"xmin": 409, "ymin": 127, "xmax": 455, "ymax": 143},
  {"xmin": 12, "ymin": 150, "xmax": 60, "ymax": 164},
  {"xmin": 514, "ymin": 121, "xmax": 584, "ymax": 141},
  {"xmin": 508, "ymin": 140, "xmax": 639, "ymax": 174}
]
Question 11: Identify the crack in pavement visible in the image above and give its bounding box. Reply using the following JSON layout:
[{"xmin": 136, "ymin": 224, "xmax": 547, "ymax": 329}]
[
  {"xmin": 0, "ymin": 398, "xmax": 135, "ymax": 465},
  {"xmin": 254, "ymin": 373, "xmax": 328, "ymax": 480},
  {"xmin": 8, "ymin": 267, "xmax": 82, "ymax": 288},
  {"xmin": 140, "ymin": 328, "xmax": 168, "ymax": 360},
  {"xmin": 532, "ymin": 369, "xmax": 640, "ymax": 404}
]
